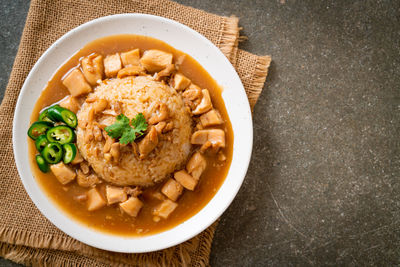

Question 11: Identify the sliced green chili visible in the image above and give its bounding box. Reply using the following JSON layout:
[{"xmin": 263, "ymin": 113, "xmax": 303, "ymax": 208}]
[
  {"xmin": 46, "ymin": 105, "xmax": 62, "ymax": 121},
  {"xmin": 38, "ymin": 109, "xmax": 54, "ymax": 123},
  {"xmin": 46, "ymin": 125, "xmax": 75, "ymax": 145},
  {"xmin": 35, "ymin": 135, "xmax": 49, "ymax": 152},
  {"xmin": 41, "ymin": 143, "xmax": 63, "ymax": 164},
  {"xmin": 27, "ymin": 121, "xmax": 53, "ymax": 140},
  {"xmin": 47, "ymin": 105, "xmax": 77, "ymax": 128},
  {"xmin": 62, "ymin": 143, "xmax": 77, "ymax": 164},
  {"xmin": 36, "ymin": 155, "xmax": 49, "ymax": 173}
]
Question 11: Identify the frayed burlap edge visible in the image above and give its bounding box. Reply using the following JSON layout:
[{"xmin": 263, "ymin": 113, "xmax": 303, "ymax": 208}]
[
  {"xmin": 219, "ymin": 16, "xmax": 239, "ymax": 61},
  {"xmin": 249, "ymin": 55, "xmax": 272, "ymax": 110}
]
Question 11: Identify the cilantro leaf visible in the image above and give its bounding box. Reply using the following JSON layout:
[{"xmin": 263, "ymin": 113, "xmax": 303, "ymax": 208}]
[
  {"xmin": 104, "ymin": 123, "xmax": 124, "ymax": 139},
  {"xmin": 104, "ymin": 114, "xmax": 130, "ymax": 139},
  {"xmin": 104, "ymin": 113, "xmax": 148, "ymax": 144},
  {"xmin": 119, "ymin": 127, "xmax": 136, "ymax": 144},
  {"xmin": 131, "ymin": 113, "xmax": 148, "ymax": 134},
  {"xmin": 116, "ymin": 114, "xmax": 130, "ymax": 125}
]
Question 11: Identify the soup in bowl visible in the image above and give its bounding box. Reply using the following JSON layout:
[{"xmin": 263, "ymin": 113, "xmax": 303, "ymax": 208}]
[{"xmin": 27, "ymin": 34, "xmax": 233, "ymax": 236}]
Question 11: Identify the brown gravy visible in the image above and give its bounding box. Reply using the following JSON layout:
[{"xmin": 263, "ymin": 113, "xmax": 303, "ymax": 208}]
[{"xmin": 28, "ymin": 35, "xmax": 233, "ymax": 236}]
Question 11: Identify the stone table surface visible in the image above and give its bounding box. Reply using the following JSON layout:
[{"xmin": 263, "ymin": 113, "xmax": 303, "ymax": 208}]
[{"xmin": 1, "ymin": 0, "xmax": 399, "ymax": 266}]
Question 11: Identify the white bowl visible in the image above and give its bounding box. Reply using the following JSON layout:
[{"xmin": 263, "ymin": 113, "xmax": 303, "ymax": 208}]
[{"xmin": 12, "ymin": 14, "xmax": 253, "ymax": 253}]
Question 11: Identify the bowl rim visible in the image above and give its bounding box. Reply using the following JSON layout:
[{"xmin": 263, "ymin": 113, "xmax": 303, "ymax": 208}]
[{"xmin": 12, "ymin": 13, "xmax": 253, "ymax": 253}]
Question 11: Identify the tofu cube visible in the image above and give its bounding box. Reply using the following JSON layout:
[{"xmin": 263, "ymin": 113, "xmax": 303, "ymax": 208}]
[
  {"xmin": 120, "ymin": 49, "xmax": 140, "ymax": 67},
  {"xmin": 62, "ymin": 68, "xmax": 92, "ymax": 97},
  {"xmin": 199, "ymin": 109, "xmax": 223, "ymax": 127},
  {"xmin": 186, "ymin": 152, "xmax": 207, "ymax": 180},
  {"xmin": 190, "ymin": 130, "xmax": 208, "ymax": 144},
  {"xmin": 50, "ymin": 162, "xmax": 76, "ymax": 185},
  {"xmin": 59, "ymin": 95, "xmax": 81, "ymax": 113},
  {"xmin": 104, "ymin": 53, "xmax": 122, "ymax": 78},
  {"xmin": 191, "ymin": 129, "xmax": 226, "ymax": 148},
  {"xmin": 106, "ymin": 185, "xmax": 127, "ymax": 205},
  {"xmin": 87, "ymin": 188, "xmax": 106, "ymax": 211},
  {"xmin": 140, "ymin": 49, "xmax": 173, "ymax": 73},
  {"xmin": 161, "ymin": 179, "xmax": 183, "ymax": 201},
  {"xmin": 149, "ymin": 190, "xmax": 166, "ymax": 201},
  {"xmin": 81, "ymin": 54, "xmax": 104, "ymax": 86},
  {"xmin": 119, "ymin": 197, "xmax": 143, "ymax": 217},
  {"xmin": 174, "ymin": 170, "xmax": 198, "ymax": 191},
  {"xmin": 192, "ymin": 89, "xmax": 213, "ymax": 115},
  {"xmin": 153, "ymin": 199, "xmax": 178, "ymax": 219},
  {"xmin": 173, "ymin": 73, "xmax": 191, "ymax": 91}
]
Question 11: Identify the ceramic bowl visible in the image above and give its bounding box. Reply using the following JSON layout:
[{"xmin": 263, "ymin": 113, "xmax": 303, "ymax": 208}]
[{"xmin": 13, "ymin": 14, "xmax": 252, "ymax": 253}]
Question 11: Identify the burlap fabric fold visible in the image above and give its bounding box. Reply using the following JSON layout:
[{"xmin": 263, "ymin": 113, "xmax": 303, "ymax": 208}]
[{"xmin": 0, "ymin": 0, "xmax": 271, "ymax": 266}]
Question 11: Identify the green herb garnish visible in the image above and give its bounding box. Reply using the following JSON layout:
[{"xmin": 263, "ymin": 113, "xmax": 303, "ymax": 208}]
[{"xmin": 105, "ymin": 113, "xmax": 148, "ymax": 144}]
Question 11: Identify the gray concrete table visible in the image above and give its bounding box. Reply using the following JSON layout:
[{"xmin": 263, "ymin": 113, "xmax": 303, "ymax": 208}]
[{"xmin": 1, "ymin": 0, "xmax": 399, "ymax": 266}]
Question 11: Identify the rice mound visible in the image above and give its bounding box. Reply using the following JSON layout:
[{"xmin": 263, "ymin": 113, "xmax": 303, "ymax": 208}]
[{"xmin": 76, "ymin": 76, "xmax": 193, "ymax": 187}]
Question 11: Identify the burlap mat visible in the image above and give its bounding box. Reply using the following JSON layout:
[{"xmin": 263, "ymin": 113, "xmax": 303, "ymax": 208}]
[{"xmin": 0, "ymin": 0, "xmax": 271, "ymax": 266}]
